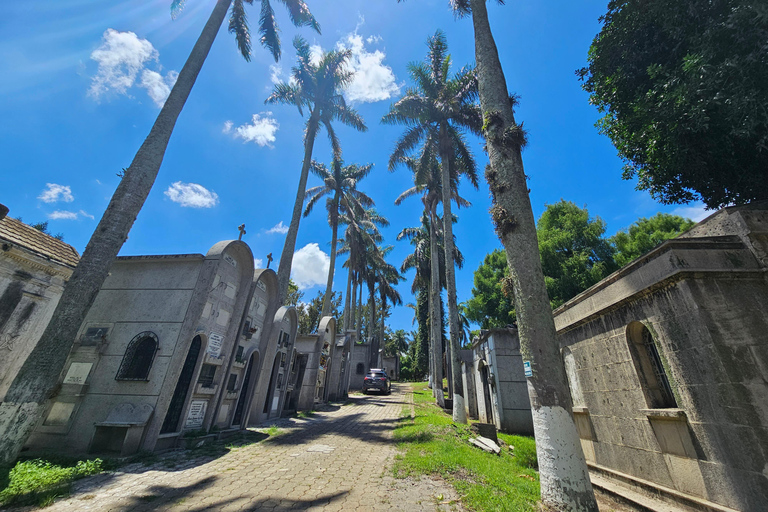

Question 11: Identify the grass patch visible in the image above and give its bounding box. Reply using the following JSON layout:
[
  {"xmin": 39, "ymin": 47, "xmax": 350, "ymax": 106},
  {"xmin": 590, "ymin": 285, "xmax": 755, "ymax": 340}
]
[
  {"xmin": 296, "ymin": 410, "xmax": 316, "ymax": 419},
  {"xmin": 393, "ymin": 382, "xmax": 540, "ymax": 511},
  {"xmin": 0, "ymin": 457, "xmax": 107, "ymax": 508}
]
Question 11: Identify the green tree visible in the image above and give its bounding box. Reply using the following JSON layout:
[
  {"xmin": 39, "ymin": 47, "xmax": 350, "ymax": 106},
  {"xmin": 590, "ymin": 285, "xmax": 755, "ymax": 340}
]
[
  {"xmin": 579, "ymin": 0, "xmax": 768, "ymax": 209},
  {"xmin": 284, "ymin": 278, "xmax": 304, "ymax": 308},
  {"xmin": 385, "ymin": 329, "xmax": 409, "ymax": 357},
  {"xmin": 611, "ymin": 213, "xmax": 695, "ymax": 267},
  {"xmin": 267, "ymin": 37, "xmax": 367, "ymax": 305},
  {"xmin": 383, "ymin": 30, "xmax": 480, "ymax": 423},
  {"xmin": 462, "ymin": 249, "xmax": 515, "ymax": 329},
  {"xmin": 537, "ymin": 200, "xmax": 617, "ymax": 308},
  {"xmin": 17, "ymin": 219, "xmax": 64, "ymax": 241},
  {"xmin": 304, "ymin": 158, "xmax": 374, "ymax": 318},
  {"xmin": 295, "ymin": 289, "xmax": 343, "ymax": 334},
  {"xmin": 0, "ymin": 0, "xmax": 320, "ymax": 465}
]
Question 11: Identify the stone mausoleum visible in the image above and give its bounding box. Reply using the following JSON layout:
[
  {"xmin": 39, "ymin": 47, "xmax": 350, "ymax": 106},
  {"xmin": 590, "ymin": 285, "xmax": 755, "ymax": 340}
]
[
  {"xmin": 0, "ymin": 207, "xmax": 349, "ymax": 457},
  {"xmin": 463, "ymin": 203, "xmax": 768, "ymax": 511}
]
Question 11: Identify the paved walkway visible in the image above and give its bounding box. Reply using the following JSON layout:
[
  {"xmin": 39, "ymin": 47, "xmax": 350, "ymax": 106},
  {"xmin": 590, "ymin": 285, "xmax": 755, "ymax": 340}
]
[{"xmin": 22, "ymin": 384, "xmax": 461, "ymax": 512}]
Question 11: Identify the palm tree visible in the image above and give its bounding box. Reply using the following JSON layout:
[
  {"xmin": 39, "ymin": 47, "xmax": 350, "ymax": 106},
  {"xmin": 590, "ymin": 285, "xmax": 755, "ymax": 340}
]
[
  {"xmin": 304, "ymin": 158, "xmax": 374, "ymax": 318},
  {"xmin": 377, "ymin": 257, "xmax": 404, "ymax": 369},
  {"xmin": 267, "ymin": 38, "xmax": 368, "ymax": 305},
  {"xmin": 0, "ymin": 0, "xmax": 320, "ymax": 464},
  {"xmin": 411, "ymin": 0, "xmax": 598, "ymax": 508},
  {"xmin": 382, "ymin": 30, "xmax": 481, "ymax": 423}
]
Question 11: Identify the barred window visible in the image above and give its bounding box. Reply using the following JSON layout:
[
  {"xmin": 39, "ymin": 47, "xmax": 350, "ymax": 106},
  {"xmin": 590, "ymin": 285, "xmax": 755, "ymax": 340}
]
[
  {"xmin": 116, "ymin": 332, "xmax": 158, "ymax": 381},
  {"xmin": 356, "ymin": 363, "xmax": 365, "ymax": 375},
  {"xmin": 626, "ymin": 322, "xmax": 677, "ymax": 409}
]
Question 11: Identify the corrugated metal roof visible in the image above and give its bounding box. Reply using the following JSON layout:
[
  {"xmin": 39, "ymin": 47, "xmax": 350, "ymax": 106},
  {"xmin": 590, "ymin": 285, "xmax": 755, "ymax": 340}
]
[{"xmin": 0, "ymin": 217, "xmax": 80, "ymax": 268}]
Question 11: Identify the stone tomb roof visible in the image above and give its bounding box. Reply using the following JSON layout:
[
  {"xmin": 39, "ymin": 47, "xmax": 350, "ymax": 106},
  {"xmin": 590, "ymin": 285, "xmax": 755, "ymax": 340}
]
[{"xmin": 0, "ymin": 216, "xmax": 80, "ymax": 268}]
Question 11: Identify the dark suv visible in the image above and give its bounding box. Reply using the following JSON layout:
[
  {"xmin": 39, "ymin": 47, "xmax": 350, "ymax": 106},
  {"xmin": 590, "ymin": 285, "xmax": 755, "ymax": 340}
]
[{"xmin": 362, "ymin": 369, "xmax": 391, "ymax": 395}]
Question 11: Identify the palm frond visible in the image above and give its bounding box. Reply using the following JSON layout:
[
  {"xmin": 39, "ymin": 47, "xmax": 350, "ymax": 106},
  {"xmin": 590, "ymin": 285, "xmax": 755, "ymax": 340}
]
[
  {"xmin": 170, "ymin": 0, "xmax": 186, "ymax": 20},
  {"xmin": 229, "ymin": 0, "xmax": 252, "ymax": 61},
  {"xmin": 277, "ymin": 0, "xmax": 320, "ymax": 32},
  {"xmin": 259, "ymin": 0, "xmax": 280, "ymax": 62}
]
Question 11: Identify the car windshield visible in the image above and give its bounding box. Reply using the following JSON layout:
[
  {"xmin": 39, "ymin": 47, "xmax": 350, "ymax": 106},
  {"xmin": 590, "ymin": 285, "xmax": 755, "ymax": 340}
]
[{"xmin": 368, "ymin": 372, "xmax": 386, "ymax": 378}]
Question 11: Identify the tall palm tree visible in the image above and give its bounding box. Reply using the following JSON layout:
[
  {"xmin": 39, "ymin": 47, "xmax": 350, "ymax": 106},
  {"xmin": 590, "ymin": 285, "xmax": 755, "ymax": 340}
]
[
  {"xmin": 382, "ymin": 30, "xmax": 481, "ymax": 423},
  {"xmin": 0, "ymin": 0, "xmax": 320, "ymax": 464},
  {"xmin": 411, "ymin": 0, "xmax": 598, "ymax": 508},
  {"xmin": 267, "ymin": 38, "xmax": 367, "ymax": 305},
  {"xmin": 377, "ymin": 257, "xmax": 404, "ymax": 368},
  {"xmin": 304, "ymin": 158, "xmax": 374, "ymax": 318}
]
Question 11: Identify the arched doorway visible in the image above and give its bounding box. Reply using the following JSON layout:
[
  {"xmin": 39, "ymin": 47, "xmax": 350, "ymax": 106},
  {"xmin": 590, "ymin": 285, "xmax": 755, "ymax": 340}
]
[
  {"xmin": 232, "ymin": 351, "xmax": 258, "ymax": 426},
  {"xmin": 161, "ymin": 336, "xmax": 202, "ymax": 433}
]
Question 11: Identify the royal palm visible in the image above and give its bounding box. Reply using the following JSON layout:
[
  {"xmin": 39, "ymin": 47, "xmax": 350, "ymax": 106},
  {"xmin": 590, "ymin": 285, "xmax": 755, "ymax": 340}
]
[
  {"xmin": 384, "ymin": 38, "xmax": 480, "ymax": 420},
  {"xmin": 304, "ymin": 157, "xmax": 374, "ymax": 320},
  {"xmin": 267, "ymin": 38, "xmax": 367, "ymax": 305}
]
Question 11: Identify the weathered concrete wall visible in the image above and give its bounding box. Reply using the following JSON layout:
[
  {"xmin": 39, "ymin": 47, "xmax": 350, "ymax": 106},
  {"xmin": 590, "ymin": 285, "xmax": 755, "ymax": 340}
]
[
  {"xmin": 295, "ymin": 333, "xmax": 322, "ymax": 411},
  {"xmin": 0, "ymin": 255, "xmax": 72, "ymax": 402},
  {"xmin": 554, "ymin": 205, "xmax": 768, "ymax": 512},
  {"xmin": 471, "ymin": 329, "xmax": 533, "ymax": 435},
  {"xmin": 348, "ymin": 342, "xmax": 370, "ymax": 391},
  {"xmin": 381, "ymin": 355, "xmax": 399, "ymax": 381}
]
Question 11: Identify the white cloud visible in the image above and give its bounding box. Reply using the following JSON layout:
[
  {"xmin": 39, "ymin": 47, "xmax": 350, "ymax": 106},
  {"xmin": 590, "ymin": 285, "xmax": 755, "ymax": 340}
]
[
  {"xmin": 266, "ymin": 221, "xmax": 289, "ymax": 234},
  {"xmin": 164, "ymin": 182, "xmax": 219, "ymax": 208},
  {"xmin": 254, "ymin": 258, "xmax": 264, "ymax": 268},
  {"xmin": 291, "ymin": 243, "xmax": 330, "ymax": 289},
  {"xmin": 366, "ymin": 35, "xmax": 382, "ymax": 44},
  {"xmin": 309, "ymin": 44, "xmax": 323, "ymax": 67},
  {"xmin": 38, "ymin": 183, "xmax": 74, "ymax": 203},
  {"xmin": 79, "ymin": 210, "xmax": 95, "ymax": 220},
  {"xmin": 227, "ymin": 113, "xmax": 279, "ymax": 147},
  {"xmin": 337, "ymin": 33, "xmax": 399, "ymax": 103},
  {"xmin": 671, "ymin": 203, "xmax": 710, "ymax": 223},
  {"xmin": 269, "ymin": 64, "xmax": 283, "ymax": 84},
  {"xmin": 139, "ymin": 69, "xmax": 178, "ymax": 107},
  {"xmin": 48, "ymin": 210, "xmax": 79, "ymax": 220},
  {"xmin": 88, "ymin": 29, "xmax": 177, "ymax": 108}
]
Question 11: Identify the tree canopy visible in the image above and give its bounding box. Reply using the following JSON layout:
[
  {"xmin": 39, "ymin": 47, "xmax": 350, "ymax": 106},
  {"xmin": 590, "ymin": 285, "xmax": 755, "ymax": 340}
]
[
  {"xmin": 579, "ymin": 0, "xmax": 768, "ymax": 209},
  {"xmin": 462, "ymin": 249, "xmax": 515, "ymax": 329},
  {"xmin": 611, "ymin": 213, "xmax": 695, "ymax": 267},
  {"xmin": 538, "ymin": 200, "xmax": 617, "ymax": 308}
]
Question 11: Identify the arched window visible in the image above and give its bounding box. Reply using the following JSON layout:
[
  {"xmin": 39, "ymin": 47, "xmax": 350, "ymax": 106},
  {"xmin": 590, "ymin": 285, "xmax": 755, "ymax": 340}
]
[
  {"xmin": 356, "ymin": 363, "xmax": 365, "ymax": 375},
  {"xmin": 116, "ymin": 332, "xmax": 158, "ymax": 381},
  {"xmin": 626, "ymin": 322, "xmax": 677, "ymax": 409}
]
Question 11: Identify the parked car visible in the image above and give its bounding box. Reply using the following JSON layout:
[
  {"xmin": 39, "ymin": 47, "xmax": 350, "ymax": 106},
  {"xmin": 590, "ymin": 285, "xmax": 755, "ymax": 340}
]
[{"xmin": 362, "ymin": 369, "xmax": 391, "ymax": 394}]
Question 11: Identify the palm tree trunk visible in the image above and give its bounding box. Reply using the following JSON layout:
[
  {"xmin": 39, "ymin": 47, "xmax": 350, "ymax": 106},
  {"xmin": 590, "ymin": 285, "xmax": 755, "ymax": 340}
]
[
  {"xmin": 321, "ymin": 203, "xmax": 340, "ymax": 318},
  {"xmin": 428, "ymin": 204, "xmax": 445, "ymax": 406},
  {"xmin": 438, "ymin": 126, "xmax": 467, "ymax": 423},
  {"xmin": 276, "ymin": 112, "xmax": 321, "ymax": 304},
  {"xmin": 0, "ymin": 0, "xmax": 232, "ymax": 465},
  {"xmin": 367, "ymin": 279, "xmax": 377, "ymax": 368},
  {"xmin": 379, "ymin": 294, "xmax": 386, "ymax": 365},
  {"xmin": 356, "ymin": 279, "xmax": 363, "ymax": 340},
  {"xmin": 343, "ymin": 260, "xmax": 353, "ymax": 331},
  {"xmin": 468, "ymin": 0, "xmax": 597, "ymax": 509}
]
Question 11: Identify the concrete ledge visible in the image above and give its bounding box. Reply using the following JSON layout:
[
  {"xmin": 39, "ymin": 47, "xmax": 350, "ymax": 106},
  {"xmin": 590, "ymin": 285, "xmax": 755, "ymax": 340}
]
[{"xmin": 588, "ymin": 462, "xmax": 740, "ymax": 512}]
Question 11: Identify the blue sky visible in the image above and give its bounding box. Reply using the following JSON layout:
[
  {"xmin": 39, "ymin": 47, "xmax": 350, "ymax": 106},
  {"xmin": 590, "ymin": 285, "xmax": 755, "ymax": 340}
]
[{"xmin": 0, "ymin": 0, "xmax": 707, "ymax": 335}]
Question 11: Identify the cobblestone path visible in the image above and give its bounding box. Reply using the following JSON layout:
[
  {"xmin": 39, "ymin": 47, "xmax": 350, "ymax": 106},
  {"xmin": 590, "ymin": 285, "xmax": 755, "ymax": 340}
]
[{"xmin": 24, "ymin": 384, "xmax": 461, "ymax": 512}]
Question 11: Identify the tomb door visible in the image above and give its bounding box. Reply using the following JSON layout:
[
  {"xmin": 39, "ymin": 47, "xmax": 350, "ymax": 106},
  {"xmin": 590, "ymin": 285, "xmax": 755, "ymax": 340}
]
[
  {"xmin": 287, "ymin": 354, "xmax": 308, "ymax": 410},
  {"xmin": 161, "ymin": 336, "xmax": 202, "ymax": 433},
  {"xmin": 263, "ymin": 353, "xmax": 282, "ymax": 414},
  {"xmin": 481, "ymin": 364, "xmax": 494, "ymax": 425},
  {"xmin": 232, "ymin": 352, "xmax": 258, "ymax": 426}
]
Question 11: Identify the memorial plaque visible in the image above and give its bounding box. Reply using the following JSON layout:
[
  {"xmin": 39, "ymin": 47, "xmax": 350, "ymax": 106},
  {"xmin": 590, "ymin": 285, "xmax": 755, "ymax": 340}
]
[
  {"xmin": 208, "ymin": 332, "xmax": 224, "ymax": 357},
  {"xmin": 224, "ymin": 254, "xmax": 237, "ymax": 267},
  {"xmin": 185, "ymin": 400, "xmax": 208, "ymax": 429},
  {"xmin": 64, "ymin": 362, "xmax": 93, "ymax": 384}
]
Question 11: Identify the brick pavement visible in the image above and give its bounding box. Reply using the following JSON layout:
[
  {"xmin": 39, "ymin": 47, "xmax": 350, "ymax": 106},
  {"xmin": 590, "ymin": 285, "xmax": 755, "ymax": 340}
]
[{"xmin": 19, "ymin": 384, "xmax": 461, "ymax": 512}]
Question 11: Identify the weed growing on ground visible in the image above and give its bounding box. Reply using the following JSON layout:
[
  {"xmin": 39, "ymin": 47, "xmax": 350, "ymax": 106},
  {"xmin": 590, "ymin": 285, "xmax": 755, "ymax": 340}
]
[
  {"xmin": 266, "ymin": 425, "xmax": 280, "ymax": 437},
  {"xmin": 0, "ymin": 457, "xmax": 106, "ymax": 507},
  {"xmin": 393, "ymin": 382, "xmax": 540, "ymax": 511}
]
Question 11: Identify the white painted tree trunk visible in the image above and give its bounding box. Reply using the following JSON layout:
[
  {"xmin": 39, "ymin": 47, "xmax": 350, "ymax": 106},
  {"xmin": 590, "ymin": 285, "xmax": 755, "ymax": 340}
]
[
  {"xmin": 467, "ymin": 0, "xmax": 598, "ymax": 509},
  {"xmin": 0, "ymin": 0, "xmax": 232, "ymax": 465}
]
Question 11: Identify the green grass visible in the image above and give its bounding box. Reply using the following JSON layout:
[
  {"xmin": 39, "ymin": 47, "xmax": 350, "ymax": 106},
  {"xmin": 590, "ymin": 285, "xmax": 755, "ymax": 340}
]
[
  {"xmin": 393, "ymin": 382, "xmax": 540, "ymax": 511},
  {"xmin": 0, "ymin": 457, "xmax": 107, "ymax": 508}
]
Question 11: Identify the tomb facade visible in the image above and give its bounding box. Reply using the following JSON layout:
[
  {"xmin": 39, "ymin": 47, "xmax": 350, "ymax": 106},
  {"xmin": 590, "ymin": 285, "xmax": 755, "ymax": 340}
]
[
  {"xmin": 0, "ymin": 213, "xmax": 79, "ymax": 401},
  {"xmin": 23, "ymin": 240, "xmax": 296, "ymax": 456},
  {"xmin": 553, "ymin": 203, "xmax": 768, "ymax": 511}
]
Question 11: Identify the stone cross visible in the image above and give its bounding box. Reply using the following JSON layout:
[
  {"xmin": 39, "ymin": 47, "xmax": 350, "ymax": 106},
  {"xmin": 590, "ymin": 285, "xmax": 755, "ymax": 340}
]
[
  {"xmin": 266, "ymin": 253, "xmax": 273, "ymax": 269},
  {"xmin": 238, "ymin": 224, "xmax": 246, "ymax": 241}
]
